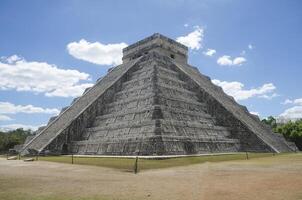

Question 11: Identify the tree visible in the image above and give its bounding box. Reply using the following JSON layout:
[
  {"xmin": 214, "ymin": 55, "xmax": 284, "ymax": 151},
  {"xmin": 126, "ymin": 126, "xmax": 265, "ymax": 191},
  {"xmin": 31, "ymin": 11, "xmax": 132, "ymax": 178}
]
[
  {"xmin": 273, "ymin": 119, "xmax": 302, "ymax": 150},
  {"xmin": 0, "ymin": 128, "xmax": 33, "ymax": 153},
  {"xmin": 261, "ymin": 116, "xmax": 277, "ymax": 129}
]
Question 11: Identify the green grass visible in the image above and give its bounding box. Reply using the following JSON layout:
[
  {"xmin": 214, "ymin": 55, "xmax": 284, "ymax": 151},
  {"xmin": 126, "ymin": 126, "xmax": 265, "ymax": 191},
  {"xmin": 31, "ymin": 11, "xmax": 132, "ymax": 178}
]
[{"xmin": 37, "ymin": 153, "xmax": 278, "ymax": 171}]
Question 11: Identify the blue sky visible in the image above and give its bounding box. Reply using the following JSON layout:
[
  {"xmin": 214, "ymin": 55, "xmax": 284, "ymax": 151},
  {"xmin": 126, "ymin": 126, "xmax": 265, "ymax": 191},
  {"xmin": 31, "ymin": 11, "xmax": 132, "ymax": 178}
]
[{"xmin": 0, "ymin": 0, "xmax": 301, "ymax": 131}]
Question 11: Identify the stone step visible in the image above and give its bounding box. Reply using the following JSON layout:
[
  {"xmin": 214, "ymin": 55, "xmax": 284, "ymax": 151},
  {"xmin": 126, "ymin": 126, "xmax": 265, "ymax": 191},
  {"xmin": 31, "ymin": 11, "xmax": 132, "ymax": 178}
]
[
  {"xmin": 158, "ymin": 93, "xmax": 205, "ymax": 106},
  {"xmin": 86, "ymin": 119, "xmax": 156, "ymax": 132},
  {"xmin": 69, "ymin": 136, "xmax": 240, "ymax": 155},
  {"xmin": 131, "ymin": 64, "xmax": 177, "ymax": 78},
  {"xmin": 122, "ymin": 72, "xmax": 187, "ymax": 90},
  {"xmin": 157, "ymin": 65, "xmax": 179, "ymax": 75},
  {"xmin": 161, "ymin": 110, "xmax": 214, "ymax": 124},
  {"xmin": 114, "ymin": 87, "xmax": 153, "ymax": 101},
  {"xmin": 104, "ymin": 93, "xmax": 206, "ymax": 115},
  {"xmin": 160, "ymin": 119, "xmax": 230, "ymax": 131},
  {"xmin": 83, "ymin": 127, "xmax": 157, "ymax": 141},
  {"xmin": 114, "ymin": 81, "xmax": 197, "ymax": 102},
  {"xmin": 94, "ymin": 105, "xmax": 213, "ymax": 126},
  {"xmin": 93, "ymin": 107, "xmax": 155, "ymax": 126},
  {"xmin": 130, "ymin": 67, "xmax": 154, "ymax": 79}
]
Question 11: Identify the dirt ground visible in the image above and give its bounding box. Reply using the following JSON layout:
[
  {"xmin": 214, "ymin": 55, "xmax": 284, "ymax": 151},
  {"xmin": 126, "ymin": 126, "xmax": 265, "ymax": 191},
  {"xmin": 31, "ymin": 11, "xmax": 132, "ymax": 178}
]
[{"xmin": 0, "ymin": 154, "xmax": 302, "ymax": 200}]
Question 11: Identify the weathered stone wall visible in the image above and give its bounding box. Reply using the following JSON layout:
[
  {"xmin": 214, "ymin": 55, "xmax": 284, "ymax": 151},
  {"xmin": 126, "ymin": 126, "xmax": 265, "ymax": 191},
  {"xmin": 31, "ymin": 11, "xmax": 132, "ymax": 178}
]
[{"xmin": 64, "ymin": 53, "xmax": 242, "ymax": 155}]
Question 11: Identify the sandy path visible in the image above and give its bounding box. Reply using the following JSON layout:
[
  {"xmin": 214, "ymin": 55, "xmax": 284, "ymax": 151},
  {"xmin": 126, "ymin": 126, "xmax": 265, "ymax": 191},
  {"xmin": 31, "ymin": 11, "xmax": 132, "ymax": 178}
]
[{"xmin": 0, "ymin": 155, "xmax": 302, "ymax": 200}]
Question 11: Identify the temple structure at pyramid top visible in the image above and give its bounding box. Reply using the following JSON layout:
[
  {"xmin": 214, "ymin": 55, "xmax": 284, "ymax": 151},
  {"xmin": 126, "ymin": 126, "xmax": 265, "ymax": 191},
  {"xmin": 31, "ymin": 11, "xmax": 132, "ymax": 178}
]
[
  {"xmin": 20, "ymin": 33, "xmax": 296, "ymax": 156},
  {"xmin": 123, "ymin": 33, "xmax": 188, "ymax": 64}
]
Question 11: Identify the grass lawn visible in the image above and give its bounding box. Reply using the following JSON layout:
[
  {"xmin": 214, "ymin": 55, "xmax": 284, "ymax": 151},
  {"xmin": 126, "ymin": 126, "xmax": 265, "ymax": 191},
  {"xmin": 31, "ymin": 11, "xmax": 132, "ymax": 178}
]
[{"xmin": 36, "ymin": 152, "xmax": 278, "ymax": 171}]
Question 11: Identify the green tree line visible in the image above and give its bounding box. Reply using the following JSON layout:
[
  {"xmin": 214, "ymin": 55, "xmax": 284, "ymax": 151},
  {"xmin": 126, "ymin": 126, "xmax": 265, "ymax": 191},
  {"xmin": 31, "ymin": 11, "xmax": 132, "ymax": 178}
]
[
  {"xmin": 262, "ymin": 116, "xmax": 302, "ymax": 150},
  {"xmin": 0, "ymin": 128, "xmax": 33, "ymax": 153}
]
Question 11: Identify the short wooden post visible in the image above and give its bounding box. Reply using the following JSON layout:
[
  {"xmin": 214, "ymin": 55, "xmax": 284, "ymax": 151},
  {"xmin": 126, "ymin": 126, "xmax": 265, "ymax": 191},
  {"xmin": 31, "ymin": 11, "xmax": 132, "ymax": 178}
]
[
  {"xmin": 36, "ymin": 152, "xmax": 39, "ymax": 161},
  {"xmin": 18, "ymin": 153, "xmax": 21, "ymax": 160},
  {"xmin": 134, "ymin": 156, "xmax": 139, "ymax": 174},
  {"xmin": 245, "ymin": 151, "xmax": 249, "ymax": 160},
  {"xmin": 71, "ymin": 154, "xmax": 74, "ymax": 164}
]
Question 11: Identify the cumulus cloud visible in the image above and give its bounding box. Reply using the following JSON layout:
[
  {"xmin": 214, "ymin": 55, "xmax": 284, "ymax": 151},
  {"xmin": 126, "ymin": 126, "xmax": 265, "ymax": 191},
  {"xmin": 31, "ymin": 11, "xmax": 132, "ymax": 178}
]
[
  {"xmin": 279, "ymin": 98, "xmax": 302, "ymax": 120},
  {"xmin": 67, "ymin": 39, "xmax": 128, "ymax": 66},
  {"xmin": 203, "ymin": 49, "xmax": 216, "ymax": 57},
  {"xmin": 259, "ymin": 93, "xmax": 279, "ymax": 100},
  {"xmin": 250, "ymin": 111, "xmax": 260, "ymax": 116},
  {"xmin": 281, "ymin": 98, "xmax": 302, "ymax": 105},
  {"xmin": 0, "ymin": 55, "xmax": 93, "ymax": 98},
  {"xmin": 279, "ymin": 106, "xmax": 302, "ymax": 119},
  {"xmin": 176, "ymin": 26, "xmax": 204, "ymax": 50},
  {"xmin": 0, "ymin": 102, "xmax": 59, "ymax": 115},
  {"xmin": 217, "ymin": 55, "xmax": 246, "ymax": 66},
  {"xmin": 0, "ymin": 123, "xmax": 42, "ymax": 131},
  {"xmin": 212, "ymin": 79, "xmax": 277, "ymax": 101},
  {"xmin": 0, "ymin": 115, "xmax": 12, "ymax": 121},
  {"xmin": 282, "ymin": 99, "xmax": 293, "ymax": 105}
]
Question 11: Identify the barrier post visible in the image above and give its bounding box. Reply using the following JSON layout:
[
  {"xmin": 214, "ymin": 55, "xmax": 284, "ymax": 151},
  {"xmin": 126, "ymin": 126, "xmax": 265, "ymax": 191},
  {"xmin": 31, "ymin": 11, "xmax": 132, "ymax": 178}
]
[
  {"xmin": 134, "ymin": 156, "xmax": 139, "ymax": 174},
  {"xmin": 245, "ymin": 151, "xmax": 249, "ymax": 160}
]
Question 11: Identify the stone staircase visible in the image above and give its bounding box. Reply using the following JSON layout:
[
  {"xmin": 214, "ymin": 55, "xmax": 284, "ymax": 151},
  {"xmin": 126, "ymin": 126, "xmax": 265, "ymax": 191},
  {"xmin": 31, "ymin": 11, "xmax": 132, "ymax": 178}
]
[
  {"xmin": 20, "ymin": 58, "xmax": 142, "ymax": 154},
  {"xmin": 172, "ymin": 59, "xmax": 294, "ymax": 153}
]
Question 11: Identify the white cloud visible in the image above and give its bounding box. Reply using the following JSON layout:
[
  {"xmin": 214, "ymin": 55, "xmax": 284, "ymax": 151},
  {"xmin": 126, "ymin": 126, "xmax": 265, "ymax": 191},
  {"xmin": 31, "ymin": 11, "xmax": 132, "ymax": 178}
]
[
  {"xmin": 6, "ymin": 54, "xmax": 21, "ymax": 64},
  {"xmin": 233, "ymin": 57, "xmax": 247, "ymax": 65},
  {"xmin": 259, "ymin": 93, "xmax": 279, "ymax": 100},
  {"xmin": 294, "ymin": 98, "xmax": 302, "ymax": 105},
  {"xmin": 217, "ymin": 55, "xmax": 246, "ymax": 66},
  {"xmin": 250, "ymin": 111, "xmax": 260, "ymax": 116},
  {"xmin": 279, "ymin": 98, "xmax": 302, "ymax": 120},
  {"xmin": 282, "ymin": 99, "xmax": 293, "ymax": 105},
  {"xmin": 0, "ymin": 124, "xmax": 42, "ymax": 131},
  {"xmin": 0, "ymin": 102, "xmax": 59, "ymax": 115},
  {"xmin": 0, "ymin": 115, "xmax": 12, "ymax": 121},
  {"xmin": 45, "ymin": 83, "xmax": 93, "ymax": 98},
  {"xmin": 184, "ymin": 23, "xmax": 189, "ymax": 27},
  {"xmin": 212, "ymin": 79, "xmax": 277, "ymax": 101},
  {"xmin": 217, "ymin": 55, "xmax": 233, "ymax": 66},
  {"xmin": 203, "ymin": 49, "xmax": 216, "ymax": 57},
  {"xmin": 281, "ymin": 98, "xmax": 302, "ymax": 106},
  {"xmin": 0, "ymin": 55, "xmax": 93, "ymax": 98},
  {"xmin": 279, "ymin": 106, "xmax": 302, "ymax": 119},
  {"xmin": 248, "ymin": 44, "xmax": 253, "ymax": 50},
  {"xmin": 176, "ymin": 26, "xmax": 204, "ymax": 50},
  {"xmin": 67, "ymin": 39, "xmax": 128, "ymax": 66}
]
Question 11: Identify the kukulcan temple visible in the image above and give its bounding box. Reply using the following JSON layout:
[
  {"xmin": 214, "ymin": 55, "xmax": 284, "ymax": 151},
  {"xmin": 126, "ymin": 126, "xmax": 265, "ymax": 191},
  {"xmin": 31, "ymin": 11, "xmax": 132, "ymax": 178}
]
[{"xmin": 19, "ymin": 33, "xmax": 297, "ymax": 155}]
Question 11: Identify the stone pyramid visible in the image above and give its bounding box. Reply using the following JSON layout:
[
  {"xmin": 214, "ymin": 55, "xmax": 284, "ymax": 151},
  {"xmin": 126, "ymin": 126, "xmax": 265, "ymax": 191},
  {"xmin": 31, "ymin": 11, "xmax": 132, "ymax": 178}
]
[{"xmin": 21, "ymin": 33, "xmax": 296, "ymax": 155}]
